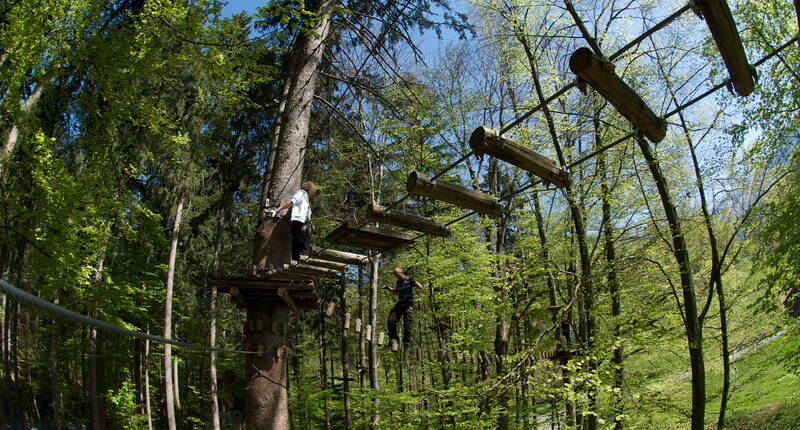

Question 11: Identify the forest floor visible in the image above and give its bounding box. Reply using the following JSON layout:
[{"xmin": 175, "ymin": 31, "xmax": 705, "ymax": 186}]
[{"xmin": 634, "ymin": 326, "xmax": 800, "ymax": 429}]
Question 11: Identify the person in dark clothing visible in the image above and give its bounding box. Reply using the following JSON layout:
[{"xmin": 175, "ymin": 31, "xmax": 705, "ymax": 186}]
[
  {"xmin": 220, "ymin": 369, "xmax": 245, "ymax": 429},
  {"xmin": 384, "ymin": 267, "xmax": 423, "ymax": 348}
]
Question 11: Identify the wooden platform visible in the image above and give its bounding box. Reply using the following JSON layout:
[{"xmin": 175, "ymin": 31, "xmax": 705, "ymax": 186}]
[
  {"xmin": 211, "ymin": 276, "xmax": 320, "ymax": 310},
  {"xmin": 325, "ymin": 222, "xmax": 416, "ymax": 250}
]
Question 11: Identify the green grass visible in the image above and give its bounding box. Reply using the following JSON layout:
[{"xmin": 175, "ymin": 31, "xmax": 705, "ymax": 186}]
[{"xmin": 713, "ymin": 333, "xmax": 800, "ymax": 429}]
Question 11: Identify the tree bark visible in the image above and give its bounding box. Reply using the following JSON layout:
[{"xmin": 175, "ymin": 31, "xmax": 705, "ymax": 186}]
[
  {"xmin": 1, "ymin": 84, "xmax": 44, "ymax": 163},
  {"xmin": 636, "ymin": 135, "xmax": 705, "ymax": 429},
  {"xmin": 368, "ymin": 252, "xmax": 380, "ymax": 391},
  {"xmin": 246, "ymin": 4, "xmax": 334, "ymax": 426},
  {"xmin": 89, "ymin": 251, "xmax": 108, "ymax": 430},
  {"xmin": 209, "ymin": 206, "xmax": 225, "ymax": 430},
  {"xmin": 598, "ymin": 140, "xmax": 624, "ymax": 429},
  {"xmin": 163, "ymin": 195, "xmax": 185, "ymax": 430},
  {"xmin": 340, "ymin": 276, "xmax": 352, "ymax": 429}
]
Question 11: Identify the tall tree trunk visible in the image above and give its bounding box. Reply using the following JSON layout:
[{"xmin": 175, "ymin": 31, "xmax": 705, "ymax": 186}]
[
  {"xmin": 246, "ymin": 2, "xmax": 334, "ymax": 427},
  {"xmin": 677, "ymin": 111, "xmax": 728, "ymax": 429},
  {"xmin": 89, "ymin": 250, "xmax": 108, "ymax": 430},
  {"xmin": 163, "ymin": 195, "xmax": 185, "ymax": 430},
  {"xmin": 209, "ymin": 206, "xmax": 225, "ymax": 430},
  {"xmin": 598, "ymin": 139, "xmax": 624, "ymax": 429},
  {"xmin": 320, "ymin": 307, "xmax": 331, "ymax": 430},
  {"xmin": 518, "ymin": 31, "xmax": 596, "ymax": 428},
  {"xmin": 340, "ymin": 276, "xmax": 352, "ymax": 429},
  {"xmin": 358, "ymin": 266, "xmax": 366, "ymax": 389},
  {"xmin": 636, "ymin": 135, "xmax": 705, "ymax": 429},
  {"xmin": 173, "ymin": 357, "xmax": 181, "ymax": 419},
  {"xmin": 144, "ymin": 327, "xmax": 153, "ymax": 430}
]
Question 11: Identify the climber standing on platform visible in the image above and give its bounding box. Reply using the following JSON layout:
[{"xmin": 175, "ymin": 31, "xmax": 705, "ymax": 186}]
[
  {"xmin": 384, "ymin": 267, "xmax": 423, "ymax": 349},
  {"xmin": 268, "ymin": 181, "xmax": 318, "ymax": 261}
]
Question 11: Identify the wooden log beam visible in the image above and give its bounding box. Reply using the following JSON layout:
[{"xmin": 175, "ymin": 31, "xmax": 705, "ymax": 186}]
[
  {"xmin": 569, "ymin": 48, "xmax": 667, "ymax": 143},
  {"xmin": 469, "ymin": 126, "xmax": 570, "ymax": 188},
  {"xmin": 366, "ymin": 203, "xmax": 451, "ymax": 237},
  {"xmin": 695, "ymin": 0, "xmax": 754, "ymax": 96},
  {"xmin": 310, "ymin": 246, "xmax": 369, "ymax": 266},
  {"xmin": 298, "ymin": 256, "xmax": 349, "ymax": 271},
  {"xmin": 277, "ymin": 288, "xmax": 301, "ymax": 316},
  {"xmin": 406, "ymin": 171, "xmax": 502, "ymax": 218}
]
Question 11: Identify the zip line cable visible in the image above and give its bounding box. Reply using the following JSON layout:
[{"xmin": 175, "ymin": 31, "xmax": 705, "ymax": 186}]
[{"xmin": 0, "ymin": 279, "xmax": 260, "ymax": 355}]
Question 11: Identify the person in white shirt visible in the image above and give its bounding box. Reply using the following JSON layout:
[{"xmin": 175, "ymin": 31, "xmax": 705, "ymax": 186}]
[{"xmin": 273, "ymin": 181, "xmax": 317, "ymax": 260}]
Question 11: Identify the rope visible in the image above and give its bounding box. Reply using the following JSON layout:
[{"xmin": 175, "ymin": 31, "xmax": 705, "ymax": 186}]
[{"xmin": 0, "ymin": 279, "xmax": 260, "ymax": 354}]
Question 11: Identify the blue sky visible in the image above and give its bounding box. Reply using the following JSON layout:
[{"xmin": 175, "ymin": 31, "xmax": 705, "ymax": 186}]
[{"xmin": 220, "ymin": 0, "xmax": 261, "ymax": 17}]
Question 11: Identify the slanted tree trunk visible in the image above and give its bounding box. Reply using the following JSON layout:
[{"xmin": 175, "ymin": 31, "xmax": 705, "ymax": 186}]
[
  {"xmin": 163, "ymin": 195, "xmax": 185, "ymax": 430},
  {"xmin": 1, "ymin": 84, "xmax": 44, "ymax": 164},
  {"xmin": 636, "ymin": 135, "xmax": 705, "ymax": 429},
  {"xmin": 517, "ymin": 30, "xmax": 596, "ymax": 428}
]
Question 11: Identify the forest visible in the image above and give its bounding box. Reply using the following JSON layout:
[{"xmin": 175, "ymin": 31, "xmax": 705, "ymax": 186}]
[{"xmin": 1, "ymin": 0, "xmax": 800, "ymax": 428}]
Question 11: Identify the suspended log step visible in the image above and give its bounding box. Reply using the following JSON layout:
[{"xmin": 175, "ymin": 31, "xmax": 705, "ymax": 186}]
[
  {"xmin": 326, "ymin": 222, "xmax": 416, "ymax": 251},
  {"xmin": 298, "ymin": 256, "xmax": 349, "ymax": 271},
  {"xmin": 469, "ymin": 126, "xmax": 570, "ymax": 188},
  {"xmin": 406, "ymin": 171, "xmax": 502, "ymax": 218},
  {"xmin": 366, "ymin": 203, "xmax": 451, "ymax": 237},
  {"xmin": 282, "ymin": 263, "xmax": 340, "ymax": 278},
  {"xmin": 310, "ymin": 246, "xmax": 369, "ymax": 266},
  {"xmin": 695, "ymin": 0, "xmax": 754, "ymax": 96},
  {"xmin": 569, "ymin": 48, "xmax": 666, "ymax": 143}
]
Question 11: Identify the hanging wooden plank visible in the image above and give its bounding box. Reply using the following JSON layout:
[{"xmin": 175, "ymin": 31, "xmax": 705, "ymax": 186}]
[
  {"xmin": 310, "ymin": 246, "xmax": 369, "ymax": 266},
  {"xmin": 695, "ymin": 0, "xmax": 754, "ymax": 96},
  {"xmin": 277, "ymin": 288, "xmax": 301, "ymax": 316},
  {"xmin": 406, "ymin": 171, "xmax": 502, "ymax": 218},
  {"xmin": 326, "ymin": 222, "xmax": 416, "ymax": 251},
  {"xmin": 325, "ymin": 302, "xmax": 336, "ymax": 317},
  {"xmin": 469, "ymin": 126, "xmax": 570, "ymax": 188},
  {"xmin": 366, "ymin": 203, "xmax": 451, "ymax": 237},
  {"xmin": 298, "ymin": 256, "xmax": 349, "ymax": 271},
  {"xmin": 343, "ymin": 312, "xmax": 351, "ymax": 330},
  {"xmin": 569, "ymin": 48, "xmax": 667, "ymax": 143}
]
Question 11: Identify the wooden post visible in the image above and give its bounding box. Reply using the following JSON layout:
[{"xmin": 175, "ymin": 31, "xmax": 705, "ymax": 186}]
[
  {"xmin": 366, "ymin": 203, "xmax": 451, "ymax": 237},
  {"xmin": 311, "ymin": 246, "xmax": 369, "ymax": 265},
  {"xmin": 406, "ymin": 171, "xmax": 502, "ymax": 217},
  {"xmin": 569, "ymin": 48, "xmax": 666, "ymax": 143},
  {"xmin": 695, "ymin": 0, "xmax": 754, "ymax": 96},
  {"xmin": 469, "ymin": 126, "xmax": 569, "ymax": 188},
  {"xmin": 277, "ymin": 288, "xmax": 301, "ymax": 316},
  {"xmin": 325, "ymin": 302, "xmax": 336, "ymax": 317}
]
